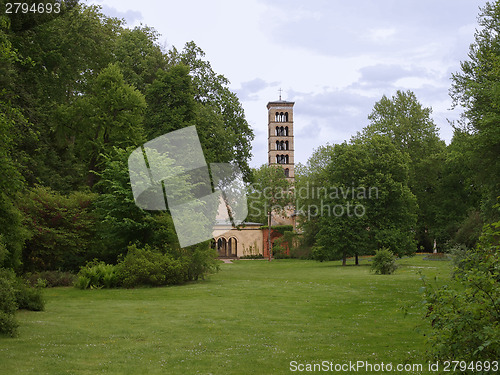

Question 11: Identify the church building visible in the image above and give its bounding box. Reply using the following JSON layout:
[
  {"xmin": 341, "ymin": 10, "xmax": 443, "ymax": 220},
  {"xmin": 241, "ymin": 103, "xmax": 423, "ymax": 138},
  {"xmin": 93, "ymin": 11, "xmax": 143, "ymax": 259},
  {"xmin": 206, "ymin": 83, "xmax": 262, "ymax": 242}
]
[{"xmin": 213, "ymin": 96, "xmax": 296, "ymax": 258}]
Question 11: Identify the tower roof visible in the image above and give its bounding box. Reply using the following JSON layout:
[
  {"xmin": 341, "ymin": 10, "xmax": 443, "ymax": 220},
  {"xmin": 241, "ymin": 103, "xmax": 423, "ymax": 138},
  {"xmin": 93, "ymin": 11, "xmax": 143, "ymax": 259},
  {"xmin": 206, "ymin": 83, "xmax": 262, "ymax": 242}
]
[{"xmin": 267, "ymin": 100, "xmax": 294, "ymax": 109}]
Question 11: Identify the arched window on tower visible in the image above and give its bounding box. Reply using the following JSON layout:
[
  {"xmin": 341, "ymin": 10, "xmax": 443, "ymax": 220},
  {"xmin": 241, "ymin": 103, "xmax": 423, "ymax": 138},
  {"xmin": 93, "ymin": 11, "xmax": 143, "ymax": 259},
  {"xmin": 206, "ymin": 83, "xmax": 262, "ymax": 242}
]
[
  {"xmin": 285, "ymin": 140, "xmax": 289, "ymax": 150},
  {"xmin": 275, "ymin": 112, "xmax": 279, "ymax": 122},
  {"xmin": 284, "ymin": 168, "xmax": 289, "ymax": 177},
  {"xmin": 275, "ymin": 140, "xmax": 280, "ymax": 150},
  {"xmin": 284, "ymin": 112, "xmax": 289, "ymax": 122},
  {"xmin": 280, "ymin": 112, "xmax": 284, "ymax": 122},
  {"xmin": 280, "ymin": 126, "xmax": 284, "ymax": 136},
  {"xmin": 275, "ymin": 126, "xmax": 279, "ymax": 136},
  {"xmin": 285, "ymin": 154, "xmax": 289, "ymax": 164},
  {"xmin": 276, "ymin": 155, "xmax": 280, "ymax": 164},
  {"xmin": 280, "ymin": 141, "xmax": 284, "ymax": 150},
  {"xmin": 284, "ymin": 126, "xmax": 289, "ymax": 136}
]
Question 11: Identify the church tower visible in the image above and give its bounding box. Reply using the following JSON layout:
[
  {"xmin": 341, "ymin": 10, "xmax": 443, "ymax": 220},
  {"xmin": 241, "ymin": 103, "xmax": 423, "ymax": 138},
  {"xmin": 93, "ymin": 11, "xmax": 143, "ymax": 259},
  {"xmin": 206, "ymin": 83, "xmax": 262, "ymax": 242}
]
[{"xmin": 267, "ymin": 95, "xmax": 294, "ymax": 181}]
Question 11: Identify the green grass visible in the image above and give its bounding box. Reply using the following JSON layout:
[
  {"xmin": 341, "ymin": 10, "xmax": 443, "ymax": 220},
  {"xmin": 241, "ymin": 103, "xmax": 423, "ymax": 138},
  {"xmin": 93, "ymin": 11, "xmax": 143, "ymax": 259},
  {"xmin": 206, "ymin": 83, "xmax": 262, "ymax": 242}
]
[{"xmin": 0, "ymin": 256, "xmax": 452, "ymax": 374}]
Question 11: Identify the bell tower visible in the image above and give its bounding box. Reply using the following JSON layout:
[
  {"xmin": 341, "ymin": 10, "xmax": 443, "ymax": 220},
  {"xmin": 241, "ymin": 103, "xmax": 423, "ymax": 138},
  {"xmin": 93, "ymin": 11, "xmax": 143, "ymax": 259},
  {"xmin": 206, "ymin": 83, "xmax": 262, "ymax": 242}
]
[{"xmin": 267, "ymin": 95, "xmax": 294, "ymax": 181}]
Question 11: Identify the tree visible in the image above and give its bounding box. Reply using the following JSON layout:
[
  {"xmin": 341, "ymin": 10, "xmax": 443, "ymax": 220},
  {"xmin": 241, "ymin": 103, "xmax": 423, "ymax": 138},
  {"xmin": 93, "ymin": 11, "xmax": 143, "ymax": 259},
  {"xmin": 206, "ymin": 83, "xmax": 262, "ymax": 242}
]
[
  {"xmin": 113, "ymin": 25, "xmax": 168, "ymax": 93},
  {"xmin": 450, "ymin": 1, "xmax": 500, "ymax": 222},
  {"xmin": 18, "ymin": 186, "xmax": 98, "ymax": 272},
  {"xmin": 314, "ymin": 136, "xmax": 417, "ymax": 264},
  {"xmin": 60, "ymin": 63, "xmax": 146, "ymax": 187},
  {"xmin": 355, "ymin": 90, "xmax": 446, "ymax": 251},
  {"xmin": 247, "ymin": 165, "xmax": 293, "ymax": 259},
  {"xmin": 167, "ymin": 42, "xmax": 254, "ymax": 180},
  {"xmin": 423, "ymin": 206, "xmax": 500, "ymax": 362},
  {"xmin": 144, "ymin": 64, "xmax": 197, "ymax": 139}
]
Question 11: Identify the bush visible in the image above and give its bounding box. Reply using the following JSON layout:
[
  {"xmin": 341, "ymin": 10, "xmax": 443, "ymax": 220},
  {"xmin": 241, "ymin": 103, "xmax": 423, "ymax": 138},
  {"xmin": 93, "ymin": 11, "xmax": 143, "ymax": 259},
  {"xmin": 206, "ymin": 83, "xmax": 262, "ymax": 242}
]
[
  {"xmin": 116, "ymin": 244, "xmax": 186, "ymax": 288},
  {"xmin": 370, "ymin": 248, "xmax": 398, "ymax": 275},
  {"xmin": 75, "ymin": 260, "xmax": 119, "ymax": 290},
  {"xmin": 0, "ymin": 269, "xmax": 18, "ymax": 336},
  {"xmin": 240, "ymin": 254, "xmax": 264, "ymax": 259},
  {"xmin": 14, "ymin": 280, "xmax": 44, "ymax": 311},
  {"xmin": 25, "ymin": 271, "xmax": 76, "ymax": 287},
  {"xmin": 0, "ymin": 268, "xmax": 45, "ymax": 336},
  {"xmin": 422, "ymin": 216, "xmax": 500, "ymax": 363}
]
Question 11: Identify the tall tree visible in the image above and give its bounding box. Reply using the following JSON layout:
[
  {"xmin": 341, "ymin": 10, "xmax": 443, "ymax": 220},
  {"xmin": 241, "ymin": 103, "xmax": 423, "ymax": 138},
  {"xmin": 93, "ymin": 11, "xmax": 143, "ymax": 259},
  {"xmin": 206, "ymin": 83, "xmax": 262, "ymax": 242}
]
[
  {"xmin": 355, "ymin": 90, "xmax": 445, "ymax": 251},
  {"xmin": 168, "ymin": 42, "xmax": 254, "ymax": 180},
  {"xmin": 60, "ymin": 63, "xmax": 146, "ymax": 187},
  {"xmin": 314, "ymin": 136, "xmax": 417, "ymax": 264},
  {"xmin": 451, "ymin": 1, "xmax": 500, "ymax": 222}
]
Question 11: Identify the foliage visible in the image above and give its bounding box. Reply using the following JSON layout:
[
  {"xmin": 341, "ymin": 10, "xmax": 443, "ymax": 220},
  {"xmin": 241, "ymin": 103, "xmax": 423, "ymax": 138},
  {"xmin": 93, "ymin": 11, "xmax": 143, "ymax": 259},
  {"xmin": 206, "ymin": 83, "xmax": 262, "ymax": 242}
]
[
  {"xmin": 0, "ymin": 269, "xmax": 18, "ymax": 336},
  {"xmin": 314, "ymin": 136, "xmax": 417, "ymax": 265},
  {"xmin": 25, "ymin": 271, "xmax": 76, "ymax": 288},
  {"xmin": 422, "ymin": 213, "xmax": 500, "ymax": 363},
  {"xmin": 18, "ymin": 185, "xmax": 98, "ymax": 272},
  {"xmin": 116, "ymin": 244, "xmax": 185, "ymax": 288},
  {"xmin": 14, "ymin": 278, "xmax": 44, "ymax": 311},
  {"xmin": 239, "ymin": 254, "xmax": 264, "ymax": 259},
  {"xmin": 247, "ymin": 165, "xmax": 293, "ymax": 225},
  {"xmin": 451, "ymin": 1, "xmax": 500, "ymax": 222},
  {"xmin": 0, "ymin": 267, "xmax": 45, "ymax": 337},
  {"xmin": 272, "ymin": 230, "xmax": 296, "ymax": 259},
  {"xmin": 75, "ymin": 260, "xmax": 119, "ymax": 290},
  {"xmin": 370, "ymin": 248, "xmax": 398, "ymax": 275},
  {"xmin": 168, "ymin": 42, "xmax": 254, "ymax": 180},
  {"xmin": 355, "ymin": 90, "xmax": 446, "ymax": 251}
]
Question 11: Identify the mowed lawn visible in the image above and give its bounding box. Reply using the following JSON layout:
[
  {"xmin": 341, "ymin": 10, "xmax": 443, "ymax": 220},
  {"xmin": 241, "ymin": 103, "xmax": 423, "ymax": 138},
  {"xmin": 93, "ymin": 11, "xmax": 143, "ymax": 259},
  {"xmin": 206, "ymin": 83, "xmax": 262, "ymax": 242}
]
[{"xmin": 0, "ymin": 256, "xmax": 451, "ymax": 374}]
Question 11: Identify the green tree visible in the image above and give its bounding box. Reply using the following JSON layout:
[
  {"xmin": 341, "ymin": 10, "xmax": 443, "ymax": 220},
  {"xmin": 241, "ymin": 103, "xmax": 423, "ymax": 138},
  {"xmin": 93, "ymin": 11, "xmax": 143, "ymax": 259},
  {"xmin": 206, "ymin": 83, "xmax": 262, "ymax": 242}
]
[
  {"xmin": 314, "ymin": 136, "xmax": 417, "ymax": 264},
  {"xmin": 247, "ymin": 165, "xmax": 293, "ymax": 225},
  {"xmin": 113, "ymin": 25, "xmax": 168, "ymax": 93},
  {"xmin": 60, "ymin": 63, "xmax": 146, "ymax": 187},
  {"xmin": 423, "ymin": 208, "xmax": 500, "ymax": 363},
  {"xmin": 144, "ymin": 64, "xmax": 197, "ymax": 139},
  {"xmin": 355, "ymin": 90, "xmax": 446, "ymax": 251},
  {"xmin": 450, "ymin": 1, "xmax": 500, "ymax": 222},
  {"xmin": 18, "ymin": 186, "xmax": 98, "ymax": 272},
  {"xmin": 168, "ymin": 42, "xmax": 254, "ymax": 180}
]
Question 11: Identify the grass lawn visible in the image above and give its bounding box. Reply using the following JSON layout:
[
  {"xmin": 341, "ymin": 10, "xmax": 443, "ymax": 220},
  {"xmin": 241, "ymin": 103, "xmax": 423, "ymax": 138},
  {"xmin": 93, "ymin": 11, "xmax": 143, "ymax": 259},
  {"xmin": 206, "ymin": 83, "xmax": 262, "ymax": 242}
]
[{"xmin": 0, "ymin": 255, "xmax": 452, "ymax": 374}]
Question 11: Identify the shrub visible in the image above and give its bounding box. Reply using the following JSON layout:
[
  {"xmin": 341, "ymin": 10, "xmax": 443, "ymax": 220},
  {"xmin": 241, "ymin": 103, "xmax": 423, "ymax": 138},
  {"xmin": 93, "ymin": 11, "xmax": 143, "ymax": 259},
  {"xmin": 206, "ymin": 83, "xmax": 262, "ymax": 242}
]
[
  {"xmin": 240, "ymin": 254, "xmax": 264, "ymax": 259},
  {"xmin": 75, "ymin": 260, "xmax": 118, "ymax": 290},
  {"xmin": 14, "ymin": 279, "xmax": 44, "ymax": 311},
  {"xmin": 370, "ymin": 248, "xmax": 398, "ymax": 275},
  {"xmin": 25, "ymin": 271, "xmax": 76, "ymax": 287},
  {"xmin": 422, "ymin": 216, "xmax": 500, "ymax": 363},
  {"xmin": 116, "ymin": 244, "xmax": 186, "ymax": 288},
  {"xmin": 0, "ymin": 269, "xmax": 18, "ymax": 336}
]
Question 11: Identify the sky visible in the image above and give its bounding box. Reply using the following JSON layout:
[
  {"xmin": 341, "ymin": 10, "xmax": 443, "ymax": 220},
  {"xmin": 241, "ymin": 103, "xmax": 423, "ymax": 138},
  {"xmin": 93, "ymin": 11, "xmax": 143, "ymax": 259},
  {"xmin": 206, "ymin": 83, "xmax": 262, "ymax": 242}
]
[{"xmin": 87, "ymin": 0, "xmax": 486, "ymax": 168}]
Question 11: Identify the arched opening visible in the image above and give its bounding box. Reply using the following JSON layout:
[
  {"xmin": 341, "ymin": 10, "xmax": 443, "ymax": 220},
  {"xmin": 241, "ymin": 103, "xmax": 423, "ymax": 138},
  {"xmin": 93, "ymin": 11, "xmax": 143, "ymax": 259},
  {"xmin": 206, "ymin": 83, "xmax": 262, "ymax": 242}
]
[
  {"xmin": 280, "ymin": 112, "xmax": 284, "ymax": 122},
  {"xmin": 285, "ymin": 154, "xmax": 289, "ymax": 164},
  {"xmin": 228, "ymin": 237, "xmax": 237, "ymax": 257},
  {"xmin": 284, "ymin": 126, "xmax": 289, "ymax": 136},
  {"xmin": 280, "ymin": 126, "xmax": 284, "ymax": 136},
  {"xmin": 276, "ymin": 140, "xmax": 280, "ymax": 150},
  {"xmin": 284, "ymin": 112, "xmax": 289, "ymax": 122},
  {"xmin": 284, "ymin": 168, "xmax": 289, "ymax": 177},
  {"xmin": 285, "ymin": 140, "xmax": 289, "ymax": 150},
  {"xmin": 275, "ymin": 112, "xmax": 279, "ymax": 122},
  {"xmin": 280, "ymin": 140, "xmax": 284, "ymax": 150},
  {"xmin": 276, "ymin": 155, "xmax": 280, "ymax": 164},
  {"xmin": 275, "ymin": 126, "xmax": 279, "ymax": 136},
  {"xmin": 217, "ymin": 237, "xmax": 227, "ymax": 257}
]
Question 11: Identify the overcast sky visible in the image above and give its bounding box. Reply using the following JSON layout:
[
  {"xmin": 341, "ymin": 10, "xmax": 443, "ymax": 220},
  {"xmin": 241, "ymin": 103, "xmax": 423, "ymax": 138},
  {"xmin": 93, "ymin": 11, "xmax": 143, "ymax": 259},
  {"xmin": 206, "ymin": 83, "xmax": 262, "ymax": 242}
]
[{"xmin": 87, "ymin": 0, "xmax": 486, "ymax": 168}]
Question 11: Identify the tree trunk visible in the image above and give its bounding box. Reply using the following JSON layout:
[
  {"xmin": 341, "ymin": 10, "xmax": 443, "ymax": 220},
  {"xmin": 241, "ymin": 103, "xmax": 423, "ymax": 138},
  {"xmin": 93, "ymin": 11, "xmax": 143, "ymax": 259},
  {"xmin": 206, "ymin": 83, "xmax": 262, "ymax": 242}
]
[
  {"xmin": 355, "ymin": 253, "xmax": 359, "ymax": 265},
  {"xmin": 342, "ymin": 253, "xmax": 347, "ymax": 266}
]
